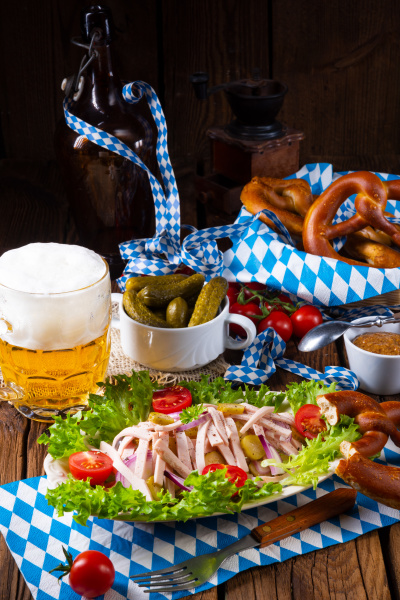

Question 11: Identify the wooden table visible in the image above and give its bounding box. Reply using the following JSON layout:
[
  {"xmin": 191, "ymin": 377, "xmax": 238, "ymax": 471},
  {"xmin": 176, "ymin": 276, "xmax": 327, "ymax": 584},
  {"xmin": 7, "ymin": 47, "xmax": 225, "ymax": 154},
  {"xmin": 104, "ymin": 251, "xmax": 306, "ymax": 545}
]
[{"xmin": 1, "ymin": 163, "xmax": 400, "ymax": 599}]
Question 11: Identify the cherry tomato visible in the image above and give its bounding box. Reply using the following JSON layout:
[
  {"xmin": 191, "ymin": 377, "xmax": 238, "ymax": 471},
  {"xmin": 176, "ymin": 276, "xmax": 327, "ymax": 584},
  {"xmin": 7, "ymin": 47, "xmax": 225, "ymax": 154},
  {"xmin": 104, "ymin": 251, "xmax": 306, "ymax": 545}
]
[
  {"xmin": 68, "ymin": 451, "xmax": 113, "ymax": 486},
  {"xmin": 152, "ymin": 386, "xmax": 192, "ymax": 413},
  {"xmin": 243, "ymin": 282, "xmax": 268, "ymax": 301},
  {"xmin": 202, "ymin": 464, "xmax": 248, "ymax": 487},
  {"xmin": 291, "ymin": 305, "xmax": 323, "ymax": 338},
  {"xmin": 226, "ymin": 284, "xmax": 240, "ymax": 306},
  {"xmin": 229, "ymin": 301, "xmax": 263, "ymax": 337},
  {"xmin": 68, "ymin": 550, "xmax": 115, "ymax": 598},
  {"xmin": 258, "ymin": 311, "xmax": 293, "ymax": 342},
  {"xmin": 295, "ymin": 404, "xmax": 327, "ymax": 439}
]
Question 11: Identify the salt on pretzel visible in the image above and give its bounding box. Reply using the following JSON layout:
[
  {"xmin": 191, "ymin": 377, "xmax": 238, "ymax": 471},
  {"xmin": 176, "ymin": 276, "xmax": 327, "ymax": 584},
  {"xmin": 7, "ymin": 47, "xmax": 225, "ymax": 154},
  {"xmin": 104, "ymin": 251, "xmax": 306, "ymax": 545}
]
[
  {"xmin": 317, "ymin": 391, "xmax": 400, "ymax": 509},
  {"xmin": 302, "ymin": 171, "xmax": 400, "ymax": 266},
  {"xmin": 240, "ymin": 176, "xmax": 314, "ymax": 238}
]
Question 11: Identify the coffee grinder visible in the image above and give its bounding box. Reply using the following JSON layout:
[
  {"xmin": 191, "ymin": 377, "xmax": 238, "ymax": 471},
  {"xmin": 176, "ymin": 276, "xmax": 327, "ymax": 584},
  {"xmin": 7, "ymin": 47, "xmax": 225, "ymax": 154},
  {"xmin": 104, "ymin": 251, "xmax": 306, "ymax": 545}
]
[{"xmin": 190, "ymin": 71, "xmax": 304, "ymax": 225}]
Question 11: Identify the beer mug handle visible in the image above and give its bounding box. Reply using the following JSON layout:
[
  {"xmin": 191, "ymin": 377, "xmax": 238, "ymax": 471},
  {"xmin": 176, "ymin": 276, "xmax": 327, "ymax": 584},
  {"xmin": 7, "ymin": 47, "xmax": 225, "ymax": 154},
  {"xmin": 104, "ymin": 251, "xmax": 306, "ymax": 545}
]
[
  {"xmin": 0, "ymin": 318, "xmax": 24, "ymax": 403},
  {"xmin": 0, "ymin": 317, "xmax": 13, "ymax": 335},
  {"xmin": 0, "ymin": 385, "xmax": 23, "ymax": 402},
  {"xmin": 111, "ymin": 293, "xmax": 123, "ymax": 330}
]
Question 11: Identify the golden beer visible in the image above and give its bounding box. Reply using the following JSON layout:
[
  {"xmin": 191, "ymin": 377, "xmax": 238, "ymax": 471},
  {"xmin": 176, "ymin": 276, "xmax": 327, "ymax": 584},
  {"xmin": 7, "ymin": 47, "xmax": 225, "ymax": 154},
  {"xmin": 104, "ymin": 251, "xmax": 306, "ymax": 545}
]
[{"xmin": 0, "ymin": 243, "xmax": 111, "ymax": 420}]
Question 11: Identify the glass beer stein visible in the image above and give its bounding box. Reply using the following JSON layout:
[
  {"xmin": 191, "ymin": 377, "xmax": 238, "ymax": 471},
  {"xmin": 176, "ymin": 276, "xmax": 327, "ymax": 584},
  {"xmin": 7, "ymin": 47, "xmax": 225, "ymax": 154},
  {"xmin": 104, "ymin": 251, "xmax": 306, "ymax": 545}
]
[{"xmin": 0, "ymin": 243, "xmax": 111, "ymax": 421}]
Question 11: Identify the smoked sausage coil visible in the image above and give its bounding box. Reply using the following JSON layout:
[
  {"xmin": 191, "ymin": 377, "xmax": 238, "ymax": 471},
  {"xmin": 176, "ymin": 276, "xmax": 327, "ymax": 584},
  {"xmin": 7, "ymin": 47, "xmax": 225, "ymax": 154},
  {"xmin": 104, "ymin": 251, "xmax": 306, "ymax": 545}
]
[
  {"xmin": 336, "ymin": 449, "xmax": 400, "ymax": 509},
  {"xmin": 317, "ymin": 390, "xmax": 400, "ymax": 456},
  {"xmin": 317, "ymin": 391, "xmax": 400, "ymax": 509}
]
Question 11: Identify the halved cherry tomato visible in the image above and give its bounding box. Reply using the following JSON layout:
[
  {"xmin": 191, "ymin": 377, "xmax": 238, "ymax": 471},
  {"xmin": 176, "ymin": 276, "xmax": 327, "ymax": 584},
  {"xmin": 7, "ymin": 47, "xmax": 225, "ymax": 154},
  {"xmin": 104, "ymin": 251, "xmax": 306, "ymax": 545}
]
[
  {"xmin": 229, "ymin": 301, "xmax": 262, "ymax": 337},
  {"xmin": 202, "ymin": 464, "xmax": 248, "ymax": 488},
  {"xmin": 68, "ymin": 451, "xmax": 113, "ymax": 486},
  {"xmin": 152, "ymin": 386, "xmax": 192, "ymax": 414},
  {"xmin": 258, "ymin": 311, "xmax": 293, "ymax": 342},
  {"xmin": 291, "ymin": 305, "xmax": 323, "ymax": 338},
  {"xmin": 294, "ymin": 404, "xmax": 327, "ymax": 439}
]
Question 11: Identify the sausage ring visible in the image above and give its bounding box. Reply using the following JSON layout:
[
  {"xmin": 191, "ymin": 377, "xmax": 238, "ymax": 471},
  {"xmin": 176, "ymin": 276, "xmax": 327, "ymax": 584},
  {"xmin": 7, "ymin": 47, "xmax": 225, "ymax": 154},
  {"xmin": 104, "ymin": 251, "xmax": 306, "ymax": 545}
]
[
  {"xmin": 317, "ymin": 391, "xmax": 400, "ymax": 509},
  {"xmin": 302, "ymin": 171, "xmax": 400, "ymax": 265},
  {"xmin": 240, "ymin": 176, "xmax": 314, "ymax": 238}
]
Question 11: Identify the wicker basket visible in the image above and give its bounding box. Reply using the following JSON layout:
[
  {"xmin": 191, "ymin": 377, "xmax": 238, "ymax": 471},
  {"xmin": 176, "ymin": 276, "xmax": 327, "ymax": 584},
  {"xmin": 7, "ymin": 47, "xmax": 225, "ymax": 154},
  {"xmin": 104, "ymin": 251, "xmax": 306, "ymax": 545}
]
[{"xmin": 341, "ymin": 289, "xmax": 400, "ymax": 310}]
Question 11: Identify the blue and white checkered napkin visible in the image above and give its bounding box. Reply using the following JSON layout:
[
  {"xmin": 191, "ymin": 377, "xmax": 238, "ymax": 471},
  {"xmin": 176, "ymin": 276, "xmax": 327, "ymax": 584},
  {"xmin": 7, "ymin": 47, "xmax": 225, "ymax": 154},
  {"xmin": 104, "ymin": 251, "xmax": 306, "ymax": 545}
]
[{"xmin": 1, "ymin": 441, "xmax": 400, "ymax": 600}]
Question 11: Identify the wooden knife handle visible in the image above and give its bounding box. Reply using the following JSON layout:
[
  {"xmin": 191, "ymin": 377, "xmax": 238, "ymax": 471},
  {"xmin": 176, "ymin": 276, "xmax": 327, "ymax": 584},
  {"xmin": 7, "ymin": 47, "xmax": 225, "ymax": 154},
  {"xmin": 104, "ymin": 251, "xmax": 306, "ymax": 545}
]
[{"xmin": 251, "ymin": 487, "xmax": 357, "ymax": 548}]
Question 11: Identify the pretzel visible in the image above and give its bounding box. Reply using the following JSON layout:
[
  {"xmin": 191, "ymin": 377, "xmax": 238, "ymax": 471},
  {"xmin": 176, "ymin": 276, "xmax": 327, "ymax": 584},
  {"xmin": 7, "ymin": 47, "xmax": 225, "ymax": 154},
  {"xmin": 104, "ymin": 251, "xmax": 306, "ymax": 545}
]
[
  {"xmin": 302, "ymin": 171, "xmax": 400, "ymax": 265},
  {"xmin": 316, "ymin": 391, "xmax": 400, "ymax": 508},
  {"xmin": 344, "ymin": 235, "xmax": 400, "ymax": 268},
  {"xmin": 240, "ymin": 176, "xmax": 314, "ymax": 238}
]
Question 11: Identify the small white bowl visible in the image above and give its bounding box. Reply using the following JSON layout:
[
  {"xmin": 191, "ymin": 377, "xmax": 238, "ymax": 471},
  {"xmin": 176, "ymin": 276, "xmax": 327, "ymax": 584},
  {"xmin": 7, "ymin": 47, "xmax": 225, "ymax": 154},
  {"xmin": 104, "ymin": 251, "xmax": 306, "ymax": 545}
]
[
  {"xmin": 111, "ymin": 295, "xmax": 257, "ymax": 372},
  {"xmin": 343, "ymin": 316, "xmax": 400, "ymax": 395}
]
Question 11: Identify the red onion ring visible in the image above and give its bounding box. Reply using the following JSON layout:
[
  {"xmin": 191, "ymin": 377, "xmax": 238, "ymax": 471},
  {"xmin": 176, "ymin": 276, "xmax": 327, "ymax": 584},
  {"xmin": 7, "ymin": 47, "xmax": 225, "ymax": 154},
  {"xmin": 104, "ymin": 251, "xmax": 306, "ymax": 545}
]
[
  {"xmin": 258, "ymin": 434, "xmax": 285, "ymax": 475},
  {"xmin": 164, "ymin": 470, "xmax": 193, "ymax": 491},
  {"xmin": 175, "ymin": 412, "xmax": 211, "ymax": 432}
]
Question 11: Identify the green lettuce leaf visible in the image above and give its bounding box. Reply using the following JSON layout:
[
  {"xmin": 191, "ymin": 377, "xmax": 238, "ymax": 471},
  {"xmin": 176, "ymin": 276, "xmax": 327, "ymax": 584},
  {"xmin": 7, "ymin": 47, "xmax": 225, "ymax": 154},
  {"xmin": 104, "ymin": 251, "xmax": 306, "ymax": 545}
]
[
  {"xmin": 285, "ymin": 380, "xmax": 337, "ymax": 414},
  {"xmin": 179, "ymin": 375, "xmax": 244, "ymax": 405},
  {"xmin": 45, "ymin": 468, "xmax": 282, "ymax": 525},
  {"xmin": 262, "ymin": 415, "xmax": 361, "ymax": 488},
  {"xmin": 37, "ymin": 412, "xmax": 86, "ymax": 460}
]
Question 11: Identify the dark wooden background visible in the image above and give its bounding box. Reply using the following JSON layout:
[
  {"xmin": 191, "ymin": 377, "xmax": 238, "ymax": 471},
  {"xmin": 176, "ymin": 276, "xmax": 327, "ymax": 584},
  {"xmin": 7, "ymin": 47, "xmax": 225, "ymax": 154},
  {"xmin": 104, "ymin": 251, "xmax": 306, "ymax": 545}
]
[{"xmin": 1, "ymin": 0, "xmax": 400, "ymax": 250}]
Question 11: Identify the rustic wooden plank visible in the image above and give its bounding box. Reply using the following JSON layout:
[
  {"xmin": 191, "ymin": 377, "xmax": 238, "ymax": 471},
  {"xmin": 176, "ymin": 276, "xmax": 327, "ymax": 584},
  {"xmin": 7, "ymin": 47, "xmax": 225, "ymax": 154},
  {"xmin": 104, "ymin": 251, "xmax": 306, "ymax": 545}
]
[
  {"xmin": 355, "ymin": 531, "xmax": 391, "ymax": 600},
  {"xmin": 161, "ymin": 0, "xmax": 271, "ymax": 174},
  {"xmin": 272, "ymin": 0, "xmax": 400, "ymax": 163}
]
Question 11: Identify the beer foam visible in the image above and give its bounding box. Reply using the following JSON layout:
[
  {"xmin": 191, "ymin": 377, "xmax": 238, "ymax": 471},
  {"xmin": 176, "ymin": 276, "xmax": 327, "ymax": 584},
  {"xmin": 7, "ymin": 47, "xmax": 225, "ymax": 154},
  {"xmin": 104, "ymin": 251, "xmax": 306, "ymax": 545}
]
[{"xmin": 0, "ymin": 243, "xmax": 107, "ymax": 293}]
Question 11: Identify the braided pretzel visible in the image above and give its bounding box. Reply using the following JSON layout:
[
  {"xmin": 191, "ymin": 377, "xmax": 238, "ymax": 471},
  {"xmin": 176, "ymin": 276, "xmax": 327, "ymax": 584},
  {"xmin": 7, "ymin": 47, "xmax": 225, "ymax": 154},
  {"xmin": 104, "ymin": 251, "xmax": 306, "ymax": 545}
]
[
  {"xmin": 302, "ymin": 171, "xmax": 400, "ymax": 265},
  {"xmin": 240, "ymin": 176, "xmax": 314, "ymax": 238},
  {"xmin": 317, "ymin": 391, "xmax": 400, "ymax": 508}
]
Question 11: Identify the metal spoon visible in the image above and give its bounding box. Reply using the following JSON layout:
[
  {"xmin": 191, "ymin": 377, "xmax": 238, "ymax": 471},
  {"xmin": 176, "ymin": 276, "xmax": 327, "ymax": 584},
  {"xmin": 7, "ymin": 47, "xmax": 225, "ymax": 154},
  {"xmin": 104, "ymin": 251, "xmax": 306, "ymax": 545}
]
[{"xmin": 298, "ymin": 315, "xmax": 400, "ymax": 352}]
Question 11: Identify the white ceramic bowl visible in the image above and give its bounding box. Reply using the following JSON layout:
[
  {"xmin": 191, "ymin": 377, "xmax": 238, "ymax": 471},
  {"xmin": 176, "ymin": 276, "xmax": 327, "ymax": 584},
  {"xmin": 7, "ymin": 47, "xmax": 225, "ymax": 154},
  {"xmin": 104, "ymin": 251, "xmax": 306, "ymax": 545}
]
[
  {"xmin": 111, "ymin": 294, "xmax": 257, "ymax": 372},
  {"xmin": 343, "ymin": 316, "xmax": 400, "ymax": 395}
]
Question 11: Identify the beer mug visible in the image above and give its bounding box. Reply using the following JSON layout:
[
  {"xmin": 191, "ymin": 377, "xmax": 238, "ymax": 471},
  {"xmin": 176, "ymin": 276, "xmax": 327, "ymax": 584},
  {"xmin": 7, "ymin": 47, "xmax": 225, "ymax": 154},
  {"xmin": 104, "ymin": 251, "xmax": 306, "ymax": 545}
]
[{"xmin": 0, "ymin": 243, "xmax": 111, "ymax": 421}]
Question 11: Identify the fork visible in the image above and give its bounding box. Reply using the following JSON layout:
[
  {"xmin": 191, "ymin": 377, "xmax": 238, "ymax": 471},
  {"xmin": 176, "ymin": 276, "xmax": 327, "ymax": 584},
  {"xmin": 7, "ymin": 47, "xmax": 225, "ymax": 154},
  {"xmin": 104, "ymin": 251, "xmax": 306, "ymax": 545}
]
[{"xmin": 132, "ymin": 487, "xmax": 357, "ymax": 593}]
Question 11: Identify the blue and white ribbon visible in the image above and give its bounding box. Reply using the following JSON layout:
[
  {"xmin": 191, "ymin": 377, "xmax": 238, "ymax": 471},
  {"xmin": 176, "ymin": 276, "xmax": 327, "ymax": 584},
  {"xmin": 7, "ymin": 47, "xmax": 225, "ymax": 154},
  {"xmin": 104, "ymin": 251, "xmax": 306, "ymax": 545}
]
[
  {"xmin": 63, "ymin": 84, "xmax": 400, "ymax": 390},
  {"xmin": 63, "ymin": 80, "xmax": 183, "ymax": 280},
  {"xmin": 224, "ymin": 304, "xmax": 395, "ymax": 389}
]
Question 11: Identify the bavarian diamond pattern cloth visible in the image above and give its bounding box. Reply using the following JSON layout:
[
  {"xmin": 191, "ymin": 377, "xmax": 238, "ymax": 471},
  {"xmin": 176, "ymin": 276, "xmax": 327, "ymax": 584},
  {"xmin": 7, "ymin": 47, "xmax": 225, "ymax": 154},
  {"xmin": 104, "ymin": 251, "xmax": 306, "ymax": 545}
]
[
  {"xmin": 1, "ymin": 453, "xmax": 400, "ymax": 600},
  {"xmin": 222, "ymin": 163, "xmax": 400, "ymax": 306}
]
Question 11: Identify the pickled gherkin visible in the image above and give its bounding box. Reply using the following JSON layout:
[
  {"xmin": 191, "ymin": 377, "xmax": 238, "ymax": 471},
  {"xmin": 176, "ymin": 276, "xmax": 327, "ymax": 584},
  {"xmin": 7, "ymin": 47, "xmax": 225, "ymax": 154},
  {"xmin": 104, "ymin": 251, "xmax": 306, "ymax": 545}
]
[
  {"xmin": 126, "ymin": 273, "xmax": 187, "ymax": 293},
  {"xmin": 122, "ymin": 290, "xmax": 170, "ymax": 327},
  {"xmin": 166, "ymin": 297, "xmax": 190, "ymax": 328},
  {"xmin": 138, "ymin": 273, "xmax": 205, "ymax": 308},
  {"xmin": 188, "ymin": 276, "xmax": 228, "ymax": 327}
]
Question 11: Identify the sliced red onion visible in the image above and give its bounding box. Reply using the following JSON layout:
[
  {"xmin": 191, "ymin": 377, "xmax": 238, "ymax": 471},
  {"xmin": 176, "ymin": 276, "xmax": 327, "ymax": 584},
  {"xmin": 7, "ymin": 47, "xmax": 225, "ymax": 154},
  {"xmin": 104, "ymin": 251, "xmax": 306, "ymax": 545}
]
[
  {"xmin": 167, "ymin": 412, "xmax": 182, "ymax": 420},
  {"xmin": 250, "ymin": 460, "xmax": 271, "ymax": 476},
  {"xmin": 164, "ymin": 470, "xmax": 193, "ymax": 491},
  {"xmin": 258, "ymin": 434, "xmax": 285, "ymax": 475},
  {"xmin": 175, "ymin": 411, "xmax": 211, "ymax": 432},
  {"xmin": 115, "ymin": 450, "xmax": 153, "ymax": 488}
]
